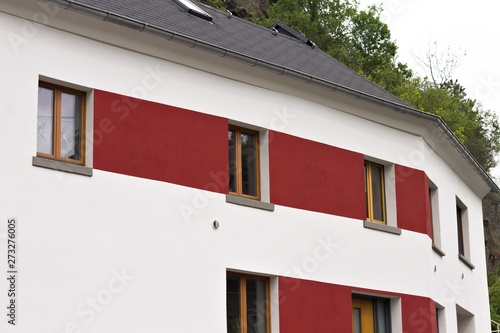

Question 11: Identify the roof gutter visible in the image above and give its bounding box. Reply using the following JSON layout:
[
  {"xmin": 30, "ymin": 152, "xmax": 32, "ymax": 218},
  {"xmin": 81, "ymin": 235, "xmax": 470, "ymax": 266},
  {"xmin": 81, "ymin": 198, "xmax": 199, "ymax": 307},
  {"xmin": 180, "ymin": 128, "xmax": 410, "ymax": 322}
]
[{"xmin": 39, "ymin": 0, "xmax": 499, "ymax": 192}]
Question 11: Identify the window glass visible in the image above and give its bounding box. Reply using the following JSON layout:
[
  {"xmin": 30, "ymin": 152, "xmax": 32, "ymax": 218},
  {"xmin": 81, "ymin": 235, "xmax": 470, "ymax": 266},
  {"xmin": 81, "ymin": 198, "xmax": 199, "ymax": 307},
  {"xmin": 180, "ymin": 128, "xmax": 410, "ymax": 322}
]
[
  {"xmin": 228, "ymin": 129, "xmax": 237, "ymax": 193},
  {"xmin": 457, "ymin": 205, "xmax": 465, "ymax": 255},
  {"xmin": 246, "ymin": 278, "xmax": 267, "ymax": 333},
  {"xmin": 228, "ymin": 126, "xmax": 260, "ymax": 199},
  {"xmin": 365, "ymin": 161, "xmax": 386, "ymax": 223},
  {"xmin": 37, "ymin": 87, "xmax": 54, "ymax": 155},
  {"xmin": 60, "ymin": 92, "xmax": 82, "ymax": 160},
  {"xmin": 353, "ymin": 308, "xmax": 361, "ymax": 333},
  {"xmin": 370, "ymin": 164, "xmax": 384, "ymax": 221},
  {"xmin": 227, "ymin": 275, "xmax": 241, "ymax": 333},
  {"xmin": 374, "ymin": 298, "xmax": 390, "ymax": 333},
  {"xmin": 240, "ymin": 131, "xmax": 258, "ymax": 197}
]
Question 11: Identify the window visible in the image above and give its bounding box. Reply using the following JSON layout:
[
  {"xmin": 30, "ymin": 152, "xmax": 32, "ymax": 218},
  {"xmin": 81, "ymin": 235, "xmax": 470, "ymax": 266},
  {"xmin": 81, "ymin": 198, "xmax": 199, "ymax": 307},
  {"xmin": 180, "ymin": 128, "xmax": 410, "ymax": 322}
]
[
  {"xmin": 456, "ymin": 198, "xmax": 474, "ymax": 269},
  {"xmin": 365, "ymin": 161, "xmax": 386, "ymax": 224},
  {"xmin": 456, "ymin": 204, "xmax": 465, "ymax": 256},
  {"xmin": 436, "ymin": 305, "xmax": 444, "ymax": 333},
  {"xmin": 227, "ymin": 273, "xmax": 270, "ymax": 333},
  {"xmin": 37, "ymin": 81, "xmax": 86, "ymax": 164},
  {"xmin": 229, "ymin": 126, "xmax": 260, "ymax": 200},
  {"xmin": 352, "ymin": 296, "xmax": 391, "ymax": 333},
  {"xmin": 456, "ymin": 304, "xmax": 475, "ymax": 333},
  {"xmin": 429, "ymin": 181, "xmax": 444, "ymax": 255}
]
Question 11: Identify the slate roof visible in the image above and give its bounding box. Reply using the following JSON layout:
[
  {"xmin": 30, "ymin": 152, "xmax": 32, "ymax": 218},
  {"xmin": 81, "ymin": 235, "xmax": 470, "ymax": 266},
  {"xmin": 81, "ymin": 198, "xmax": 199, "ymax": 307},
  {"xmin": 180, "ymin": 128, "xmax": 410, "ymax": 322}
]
[
  {"xmin": 68, "ymin": 0, "xmax": 408, "ymax": 106},
  {"xmin": 34, "ymin": 0, "xmax": 500, "ymax": 192}
]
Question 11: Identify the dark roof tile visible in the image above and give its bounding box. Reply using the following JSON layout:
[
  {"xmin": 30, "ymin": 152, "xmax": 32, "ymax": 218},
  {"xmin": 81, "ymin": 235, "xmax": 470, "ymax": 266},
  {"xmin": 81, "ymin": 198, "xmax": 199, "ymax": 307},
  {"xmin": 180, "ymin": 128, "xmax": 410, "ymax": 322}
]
[{"xmin": 72, "ymin": 0, "xmax": 408, "ymax": 105}]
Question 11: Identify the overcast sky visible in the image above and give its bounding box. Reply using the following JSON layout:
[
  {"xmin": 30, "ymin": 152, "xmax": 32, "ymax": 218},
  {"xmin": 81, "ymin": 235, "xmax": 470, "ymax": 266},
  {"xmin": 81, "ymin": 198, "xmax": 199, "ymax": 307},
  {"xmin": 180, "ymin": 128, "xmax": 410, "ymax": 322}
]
[{"xmin": 358, "ymin": 0, "xmax": 500, "ymax": 181}]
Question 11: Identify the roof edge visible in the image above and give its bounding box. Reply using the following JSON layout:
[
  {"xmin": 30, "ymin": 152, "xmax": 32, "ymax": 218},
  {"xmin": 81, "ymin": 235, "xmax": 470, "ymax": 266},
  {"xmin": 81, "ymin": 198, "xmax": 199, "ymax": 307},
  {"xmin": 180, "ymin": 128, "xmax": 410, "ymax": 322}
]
[{"xmin": 37, "ymin": 0, "xmax": 499, "ymax": 193}]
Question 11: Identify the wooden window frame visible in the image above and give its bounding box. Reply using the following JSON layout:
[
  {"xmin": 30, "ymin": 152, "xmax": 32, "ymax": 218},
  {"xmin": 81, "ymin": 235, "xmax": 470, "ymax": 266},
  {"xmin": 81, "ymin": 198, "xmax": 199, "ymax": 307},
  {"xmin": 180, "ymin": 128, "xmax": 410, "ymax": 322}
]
[
  {"xmin": 229, "ymin": 126, "xmax": 261, "ymax": 200},
  {"xmin": 37, "ymin": 81, "xmax": 86, "ymax": 165},
  {"xmin": 365, "ymin": 161, "xmax": 387, "ymax": 224},
  {"xmin": 227, "ymin": 272, "xmax": 271, "ymax": 333}
]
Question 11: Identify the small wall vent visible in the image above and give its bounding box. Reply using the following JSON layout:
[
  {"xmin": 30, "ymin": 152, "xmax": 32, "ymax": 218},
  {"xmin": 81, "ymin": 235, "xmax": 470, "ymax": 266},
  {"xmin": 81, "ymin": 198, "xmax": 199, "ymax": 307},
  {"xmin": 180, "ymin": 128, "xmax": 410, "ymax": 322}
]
[{"xmin": 172, "ymin": 0, "xmax": 212, "ymax": 21}]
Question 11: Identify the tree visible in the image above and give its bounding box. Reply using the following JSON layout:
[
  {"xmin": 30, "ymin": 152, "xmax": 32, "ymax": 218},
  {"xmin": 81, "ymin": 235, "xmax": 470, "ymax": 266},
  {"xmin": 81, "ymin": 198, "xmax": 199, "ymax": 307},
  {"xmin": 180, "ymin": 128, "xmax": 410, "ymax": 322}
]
[
  {"xmin": 491, "ymin": 277, "xmax": 500, "ymax": 327},
  {"xmin": 398, "ymin": 70, "xmax": 500, "ymax": 173},
  {"xmin": 203, "ymin": 0, "xmax": 500, "ymax": 173}
]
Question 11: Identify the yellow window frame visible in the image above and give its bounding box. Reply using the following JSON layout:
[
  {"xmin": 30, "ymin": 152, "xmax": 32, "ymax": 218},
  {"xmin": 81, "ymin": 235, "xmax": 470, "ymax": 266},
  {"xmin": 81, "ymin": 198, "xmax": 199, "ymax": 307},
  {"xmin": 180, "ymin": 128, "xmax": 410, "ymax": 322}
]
[
  {"xmin": 228, "ymin": 126, "xmax": 261, "ymax": 200},
  {"xmin": 365, "ymin": 161, "xmax": 386, "ymax": 224}
]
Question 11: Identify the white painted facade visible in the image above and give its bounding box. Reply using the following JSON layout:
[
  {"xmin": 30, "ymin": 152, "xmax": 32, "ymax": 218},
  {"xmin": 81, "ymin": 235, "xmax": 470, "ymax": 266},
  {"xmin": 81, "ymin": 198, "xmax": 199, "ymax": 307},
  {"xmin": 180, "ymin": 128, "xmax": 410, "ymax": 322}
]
[{"xmin": 0, "ymin": 0, "xmax": 492, "ymax": 332}]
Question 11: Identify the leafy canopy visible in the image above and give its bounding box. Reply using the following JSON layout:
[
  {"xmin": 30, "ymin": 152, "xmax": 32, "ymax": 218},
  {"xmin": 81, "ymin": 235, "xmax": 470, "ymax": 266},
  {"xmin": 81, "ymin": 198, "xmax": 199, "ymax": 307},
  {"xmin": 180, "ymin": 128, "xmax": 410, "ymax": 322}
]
[{"xmin": 252, "ymin": 0, "xmax": 500, "ymax": 172}]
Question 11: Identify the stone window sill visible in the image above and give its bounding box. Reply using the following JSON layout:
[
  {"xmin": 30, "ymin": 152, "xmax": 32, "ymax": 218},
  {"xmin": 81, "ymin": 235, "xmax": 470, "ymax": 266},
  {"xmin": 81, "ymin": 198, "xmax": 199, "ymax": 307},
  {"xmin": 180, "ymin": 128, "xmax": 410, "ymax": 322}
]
[
  {"xmin": 363, "ymin": 220, "xmax": 401, "ymax": 235},
  {"xmin": 432, "ymin": 244, "xmax": 446, "ymax": 257},
  {"xmin": 33, "ymin": 156, "xmax": 92, "ymax": 177},
  {"xmin": 458, "ymin": 254, "xmax": 475, "ymax": 270},
  {"xmin": 226, "ymin": 194, "xmax": 274, "ymax": 211}
]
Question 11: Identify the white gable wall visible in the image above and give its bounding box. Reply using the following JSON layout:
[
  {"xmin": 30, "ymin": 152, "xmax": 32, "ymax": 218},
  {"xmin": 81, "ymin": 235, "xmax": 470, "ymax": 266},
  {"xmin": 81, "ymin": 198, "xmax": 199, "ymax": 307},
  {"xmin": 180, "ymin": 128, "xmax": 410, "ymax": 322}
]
[{"xmin": 0, "ymin": 2, "xmax": 491, "ymax": 332}]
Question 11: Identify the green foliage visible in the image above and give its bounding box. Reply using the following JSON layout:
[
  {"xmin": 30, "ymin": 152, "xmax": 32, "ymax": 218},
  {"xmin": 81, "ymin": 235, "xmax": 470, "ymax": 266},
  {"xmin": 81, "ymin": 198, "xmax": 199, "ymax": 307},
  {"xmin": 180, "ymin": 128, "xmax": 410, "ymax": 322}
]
[
  {"xmin": 200, "ymin": 0, "xmax": 224, "ymax": 10},
  {"xmin": 398, "ymin": 77, "xmax": 500, "ymax": 172},
  {"xmin": 251, "ymin": 0, "xmax": 500, "ymax": 172},
  {"xmin": 491, "ymin": 277, "xmax": 500, "ymax": 325},
  {"xmin": 253, "ymin": 1, "xmax": 410, "ymax": 92},
  {"xmin": 206, "ymin": 0, "xmax": 500, "ymax": 173}
]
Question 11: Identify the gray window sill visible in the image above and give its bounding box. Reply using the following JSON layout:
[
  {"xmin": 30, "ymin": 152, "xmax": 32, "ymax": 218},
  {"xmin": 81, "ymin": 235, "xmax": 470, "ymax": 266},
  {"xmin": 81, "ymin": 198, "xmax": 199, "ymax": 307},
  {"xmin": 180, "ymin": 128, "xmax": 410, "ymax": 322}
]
[
  {"xmin": 33, "ymin": 156, "xmax": 92, "ymax": 177},
  {"xmin": 363, "ymin": 220, "xmax": 401, "ymax": 235},
  {"xmin": 226, "ymin": 194, "xmax": 274, "ymax": 211},
  {"xmin": 458, "ymin": 254, "xmax": 475, "ymax": 270},
  {"xmin": 432, "ymin": 244, "xmax": 446, "ymax": 257}
]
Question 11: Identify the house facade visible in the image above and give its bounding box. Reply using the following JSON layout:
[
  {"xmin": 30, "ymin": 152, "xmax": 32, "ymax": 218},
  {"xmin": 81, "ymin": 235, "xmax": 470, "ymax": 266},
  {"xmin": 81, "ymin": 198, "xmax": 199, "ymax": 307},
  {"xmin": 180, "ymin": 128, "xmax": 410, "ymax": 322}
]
[{"xmin": 0, "ymin": 0, "xmax": 496, "ymax": 332}]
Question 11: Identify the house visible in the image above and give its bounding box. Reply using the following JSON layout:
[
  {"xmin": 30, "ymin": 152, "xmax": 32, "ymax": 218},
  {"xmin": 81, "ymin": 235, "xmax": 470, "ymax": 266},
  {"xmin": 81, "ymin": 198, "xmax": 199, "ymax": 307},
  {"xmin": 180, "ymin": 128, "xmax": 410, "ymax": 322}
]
[{"xmin": 0, "ymin": 0, "xmax": 497, "ymax": 332}]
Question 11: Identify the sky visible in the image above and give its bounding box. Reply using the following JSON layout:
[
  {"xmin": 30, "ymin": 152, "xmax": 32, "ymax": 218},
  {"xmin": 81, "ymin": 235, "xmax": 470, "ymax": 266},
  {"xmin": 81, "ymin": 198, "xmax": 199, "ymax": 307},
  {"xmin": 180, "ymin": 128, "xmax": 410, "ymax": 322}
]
[{"xmin": 357, "ymin": 0, "xmax": 500, "ymax": 181}]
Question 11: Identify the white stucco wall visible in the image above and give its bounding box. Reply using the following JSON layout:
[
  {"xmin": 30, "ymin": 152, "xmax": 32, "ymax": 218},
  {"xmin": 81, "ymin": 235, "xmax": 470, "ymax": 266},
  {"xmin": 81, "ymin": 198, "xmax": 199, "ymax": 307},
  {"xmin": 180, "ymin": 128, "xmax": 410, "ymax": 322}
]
[{"xmin": 0, "ymin": 1, "xmax": 491, "ymax": 332}]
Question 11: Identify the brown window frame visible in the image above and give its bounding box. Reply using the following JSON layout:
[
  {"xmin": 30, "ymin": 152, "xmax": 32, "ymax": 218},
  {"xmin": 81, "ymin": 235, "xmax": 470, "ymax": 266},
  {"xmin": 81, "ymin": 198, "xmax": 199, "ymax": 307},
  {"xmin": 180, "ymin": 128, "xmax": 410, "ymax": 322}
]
[
  {"xmin": 228, "ymin": 126, "xmax": 261, "ymax": 200},
  {"xmin": 37, "ymin": 81, "xmax": 86, "ymax": 165},
  {"xmin": 365, "ymin": 161, "xmax": 387, "ymax": 224},
  {"xmin": 226, "ymin": 272, "xmax": 271, "ymax": 333}
]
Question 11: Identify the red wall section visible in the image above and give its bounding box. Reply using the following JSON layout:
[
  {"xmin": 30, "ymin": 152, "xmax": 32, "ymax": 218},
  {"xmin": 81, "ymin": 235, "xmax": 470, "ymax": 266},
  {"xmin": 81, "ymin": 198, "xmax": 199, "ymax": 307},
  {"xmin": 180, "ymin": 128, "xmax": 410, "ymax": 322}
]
[
  {"xmin": 402, "ymin": 296, "xmax": 438, "ymax": 333},
  {"xmin": 395, "ymin": 165, "xmax": 432, "ymax": 237},
  {"xmin": 93, "ymin": 90, "xmax": 228, "ymax": 193},
  {"xmin": 269, "ymin": 131, "xmax": 366, "ymax": 219},
  {"xmin": 280, "ymin": 277, "xmax": 438, "ymax": 333},
  {"xmin": 279, "ymin": 277, "xmax": 352, "ymax": 333}
]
